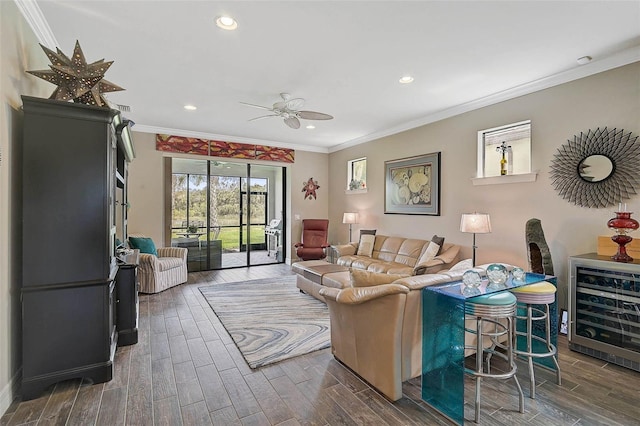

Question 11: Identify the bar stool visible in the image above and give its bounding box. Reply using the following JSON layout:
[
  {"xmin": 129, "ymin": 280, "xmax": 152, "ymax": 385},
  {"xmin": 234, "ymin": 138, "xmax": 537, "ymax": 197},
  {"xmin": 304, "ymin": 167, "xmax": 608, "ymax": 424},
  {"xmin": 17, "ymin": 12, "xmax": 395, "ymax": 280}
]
[
  {"xmin": 465, "ymin": 292, "xmax": 524, "ymax": 423},
  {"xmin": 511, "ymin": 281, "xmax": 561, "ymax": 399}
]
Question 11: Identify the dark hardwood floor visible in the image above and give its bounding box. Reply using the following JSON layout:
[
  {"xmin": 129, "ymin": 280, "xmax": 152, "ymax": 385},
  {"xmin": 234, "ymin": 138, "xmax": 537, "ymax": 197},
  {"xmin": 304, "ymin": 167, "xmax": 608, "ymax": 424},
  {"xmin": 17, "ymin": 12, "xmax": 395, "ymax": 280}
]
[{"xmin": 2, "ymin": 263, "xmax": 639, "ymax": 425}]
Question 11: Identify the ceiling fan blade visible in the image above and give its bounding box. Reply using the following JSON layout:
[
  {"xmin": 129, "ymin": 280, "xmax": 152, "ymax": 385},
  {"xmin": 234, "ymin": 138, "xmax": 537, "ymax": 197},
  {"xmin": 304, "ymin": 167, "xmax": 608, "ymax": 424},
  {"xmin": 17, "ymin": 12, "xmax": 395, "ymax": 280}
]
[
  {"xmin": 273, "ymin": 101, "xmax": 287, "ymax": 110},
  {"xmin": 284, "ymin": 116, "xmax": 300, "ymax": 129},
  {"xmin": 239, "ymin": 101, "xmax": 273, "ymax": 111},
  {"xmin": 286, "ymin": 98, "xmax": 305, "ymax": 110},
  {"xmin": 298, "ymin": 110, "xmax": 333, "ymax": 120},
  {"xmin": 248, "ymin": 114, "xmax": 279, "ymax": 122}
]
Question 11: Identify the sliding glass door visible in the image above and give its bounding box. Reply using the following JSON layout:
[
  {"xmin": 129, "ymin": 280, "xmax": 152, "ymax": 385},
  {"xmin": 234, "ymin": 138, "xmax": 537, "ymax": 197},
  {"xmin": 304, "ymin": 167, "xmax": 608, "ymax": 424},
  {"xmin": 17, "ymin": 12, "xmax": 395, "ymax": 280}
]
[{"xmin": 170, "ymin": 158, "xmax": 285, "ymax": 270}]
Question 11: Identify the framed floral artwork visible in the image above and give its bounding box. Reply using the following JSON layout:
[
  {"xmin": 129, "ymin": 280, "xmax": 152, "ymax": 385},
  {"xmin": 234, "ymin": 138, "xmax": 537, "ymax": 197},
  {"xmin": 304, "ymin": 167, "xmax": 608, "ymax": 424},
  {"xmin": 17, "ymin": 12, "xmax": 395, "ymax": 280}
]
[{"xmin": 384, "ymin": 152, "xmax": 441, "ymax": 215}]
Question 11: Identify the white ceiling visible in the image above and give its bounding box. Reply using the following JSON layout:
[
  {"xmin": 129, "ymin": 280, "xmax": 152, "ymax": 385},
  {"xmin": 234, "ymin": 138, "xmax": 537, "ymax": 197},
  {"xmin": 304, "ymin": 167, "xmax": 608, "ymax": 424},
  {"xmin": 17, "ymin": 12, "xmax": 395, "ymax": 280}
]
[{"xmin": 23, "ymin": 1, "xmax": 640, "ymax": 153}]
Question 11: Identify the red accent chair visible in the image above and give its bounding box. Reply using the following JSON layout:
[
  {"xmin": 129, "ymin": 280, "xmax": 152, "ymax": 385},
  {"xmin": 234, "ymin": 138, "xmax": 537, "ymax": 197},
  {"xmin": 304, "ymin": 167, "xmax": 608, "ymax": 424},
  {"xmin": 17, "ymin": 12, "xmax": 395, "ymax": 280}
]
[{"xmin": 295, "ymin": 219, "xmax": 330, "ymax": 260}]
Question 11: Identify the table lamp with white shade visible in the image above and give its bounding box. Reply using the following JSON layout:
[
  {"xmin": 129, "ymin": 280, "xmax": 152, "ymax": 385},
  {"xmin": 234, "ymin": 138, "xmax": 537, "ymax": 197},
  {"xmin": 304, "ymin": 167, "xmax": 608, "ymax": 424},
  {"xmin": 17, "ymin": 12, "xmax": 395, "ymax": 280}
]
[
  {"xmin": 460, "ymin": 213, "xmax": 492, "ymax": 267},
  {"xmin": 343, "ymin": 212, "xmax": 359, "ymax": 242}
]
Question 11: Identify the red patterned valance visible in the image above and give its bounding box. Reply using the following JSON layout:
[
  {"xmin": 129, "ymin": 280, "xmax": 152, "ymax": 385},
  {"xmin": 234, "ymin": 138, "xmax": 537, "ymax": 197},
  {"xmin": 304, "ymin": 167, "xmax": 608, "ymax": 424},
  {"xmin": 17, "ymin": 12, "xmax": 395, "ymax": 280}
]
[
  {"xmin": 156, "ymin": 134, "xmax": 209, "ymax": 155},
  {"xmin": 156, "ymin": 134, "xmax": 295, "ymax": 163}
]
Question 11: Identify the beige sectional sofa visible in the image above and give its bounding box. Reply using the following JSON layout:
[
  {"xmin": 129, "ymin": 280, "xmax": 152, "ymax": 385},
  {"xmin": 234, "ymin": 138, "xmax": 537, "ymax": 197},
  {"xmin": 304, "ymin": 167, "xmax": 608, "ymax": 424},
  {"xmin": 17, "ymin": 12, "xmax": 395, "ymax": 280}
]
[
  {"xmin": 293, "ymin": 234, "xmax": 460, "ymax": 302},
  {"xmin": 334, "ymin": 235, "xmax": 460, "ymax": 275},
  {"xmin": 292, "ymin": 251, "xmax": 514, "ymax": 402}
]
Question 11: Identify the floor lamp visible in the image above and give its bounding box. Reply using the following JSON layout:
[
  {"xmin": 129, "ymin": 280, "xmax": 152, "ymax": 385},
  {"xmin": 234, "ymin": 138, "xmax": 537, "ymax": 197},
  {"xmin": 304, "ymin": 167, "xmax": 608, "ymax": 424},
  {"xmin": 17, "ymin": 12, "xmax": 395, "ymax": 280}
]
[
  {"xmin": 460, "ymin": 213, "xmax": 492, "ymax": 267},
  {"xmin": 343, "ymin": 212, "xmax": 359, "ymax": 242}
]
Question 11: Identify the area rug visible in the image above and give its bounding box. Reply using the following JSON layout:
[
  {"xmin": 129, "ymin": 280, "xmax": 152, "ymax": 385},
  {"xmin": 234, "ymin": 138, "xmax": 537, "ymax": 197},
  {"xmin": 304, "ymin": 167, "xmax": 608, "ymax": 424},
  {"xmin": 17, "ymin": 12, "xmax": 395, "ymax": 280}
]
[{"xmin": 199, "ymin": 276, "xmax": 330, "ymax": 368}]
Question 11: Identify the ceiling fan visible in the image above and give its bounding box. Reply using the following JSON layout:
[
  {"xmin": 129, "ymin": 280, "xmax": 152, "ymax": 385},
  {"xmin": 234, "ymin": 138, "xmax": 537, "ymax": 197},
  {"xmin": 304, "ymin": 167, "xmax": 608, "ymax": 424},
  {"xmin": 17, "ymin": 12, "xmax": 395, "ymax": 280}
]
[{"xmin": 240, "ymin": 93, "xmax": 333, "ymax": 129}]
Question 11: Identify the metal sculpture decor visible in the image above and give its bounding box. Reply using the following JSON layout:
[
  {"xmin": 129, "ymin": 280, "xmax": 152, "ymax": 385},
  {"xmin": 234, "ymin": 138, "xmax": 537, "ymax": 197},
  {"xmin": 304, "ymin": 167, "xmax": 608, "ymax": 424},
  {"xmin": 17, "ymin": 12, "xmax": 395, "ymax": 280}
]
[
  {"xmin": 550, "ymin": 128, "xmax": 640, "ymax": 208},
  {"xmin": 27, "ymin": 40, "xmax": 124, "ymax": 107},
  {"xmin": 302, "ymin": 177, "xmax": 320, "ymax": 200}
]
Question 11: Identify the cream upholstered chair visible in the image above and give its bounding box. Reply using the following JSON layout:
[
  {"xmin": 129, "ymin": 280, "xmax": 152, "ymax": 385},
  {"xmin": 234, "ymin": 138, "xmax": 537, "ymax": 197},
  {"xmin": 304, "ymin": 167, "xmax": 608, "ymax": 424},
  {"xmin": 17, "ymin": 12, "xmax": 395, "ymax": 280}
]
[{"xmin": 129, "ymin": 234, "xmax": 188, "ymax": 293}]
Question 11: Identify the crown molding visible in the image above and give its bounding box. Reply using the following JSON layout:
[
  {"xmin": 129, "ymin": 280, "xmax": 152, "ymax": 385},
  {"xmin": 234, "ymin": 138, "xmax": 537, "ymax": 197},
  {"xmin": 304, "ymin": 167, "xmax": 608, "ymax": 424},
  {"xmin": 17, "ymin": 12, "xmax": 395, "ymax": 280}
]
[
  {"xmin": 14, "ymin": 0, "xmax": 58, "ymax": 49},
  {"xmin": 133, "ymin": 125, "xmax": 329, "ymax": 154},
  {"xmin": 329, "ymin": 47, "xmax": 640, "ymax": 153}
]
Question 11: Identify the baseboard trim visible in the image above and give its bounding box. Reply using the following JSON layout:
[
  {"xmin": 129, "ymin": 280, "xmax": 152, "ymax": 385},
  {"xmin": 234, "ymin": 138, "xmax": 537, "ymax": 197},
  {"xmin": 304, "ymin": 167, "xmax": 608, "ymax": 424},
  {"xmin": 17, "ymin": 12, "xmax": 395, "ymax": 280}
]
[{"xmin": 0, "ymin": 368, "xmax": 21, "ymax": 416}]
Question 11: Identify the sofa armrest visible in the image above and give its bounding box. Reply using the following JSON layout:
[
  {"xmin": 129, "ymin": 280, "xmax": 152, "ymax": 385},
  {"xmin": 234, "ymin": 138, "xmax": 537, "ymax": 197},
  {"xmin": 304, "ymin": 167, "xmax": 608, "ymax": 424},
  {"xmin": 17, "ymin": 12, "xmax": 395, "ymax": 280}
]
[
  {"xmin": 413, "ymin": 258, "xmax": 447, "ymax": 275},
  {"xmin": 158, "ymin": 246, "xmax": 188, "ymax": 261},
  {"xmin": 393, "ymin": 273, "xmax": 451, "ymax": 291},
  {"xmin": 434, "ymin": 244, "xmax": 460, "ymax": 265},
  {"xmin": 333, "ymin": 243, "xmax": 357, "ymax": 257},
  {"xmin": 320, "ymin": 284, "xmax": 409, "ymax": 305},
  {"xmin": 138, "ymin": 253, "xmax": 159, "ymax": 271}
]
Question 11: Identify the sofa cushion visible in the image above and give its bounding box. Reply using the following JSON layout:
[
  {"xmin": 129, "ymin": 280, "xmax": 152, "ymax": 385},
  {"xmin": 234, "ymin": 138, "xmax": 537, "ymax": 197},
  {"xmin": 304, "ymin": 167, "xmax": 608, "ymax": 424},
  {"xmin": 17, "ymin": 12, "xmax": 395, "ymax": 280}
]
[
  {"xmin": 357, "ymin": 234, "xmax": 375, "ymax": 257},
  {"xmin": 129, "ymin": 236, "xmax": 158, "ymax": 256},
  {"xmin": 394, "ymin": 238, "xmax": 428, "ymax": 266},
  {"xmin": 158, "ymin": 257, "xmax": 184, "ymax": 272},
  {"xmin": 367, "ymin": 261, "xmax": 414, "ymax": 275},
  {"xmin": 350, "ymin": 269, "xmax": 410, "ymax": 288},
  {"xmin": 351, "ymin": 257, "xmax": 377, "ymax": 270},
  {"xmin": 377, "ymin": 237, "xmax": 405, "ymax": 262}
]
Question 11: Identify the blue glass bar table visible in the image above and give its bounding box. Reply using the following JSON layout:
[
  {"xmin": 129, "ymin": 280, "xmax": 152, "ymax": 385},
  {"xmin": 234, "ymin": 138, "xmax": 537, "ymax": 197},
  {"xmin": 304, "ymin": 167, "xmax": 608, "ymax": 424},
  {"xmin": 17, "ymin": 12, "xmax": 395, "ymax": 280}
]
[{"xmin": 421, "ymin": 272, "xmax": 558, "ymax": 425}]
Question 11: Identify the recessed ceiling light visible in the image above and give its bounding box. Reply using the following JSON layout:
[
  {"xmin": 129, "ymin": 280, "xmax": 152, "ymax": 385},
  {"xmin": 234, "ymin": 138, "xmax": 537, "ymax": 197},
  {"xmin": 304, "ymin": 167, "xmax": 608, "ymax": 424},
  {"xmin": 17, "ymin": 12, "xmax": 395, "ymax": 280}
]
[
  {"xmin": 216, "ymin": 16, "xmax": 238, "ymax": 30},
  {"xmin": 306, "ymin": 125, "xmax": 315, "ymax": 129},
  {"xmin": 184, "ymin": 105, "xmax": 197, "ymax": 111},
  {"xmin": 577, "ymin": 56, "xmax": 592, "ymax": 65},
  {"xmin": 399, "ymin": 75, "xmax": 414, "ymax": 84}
]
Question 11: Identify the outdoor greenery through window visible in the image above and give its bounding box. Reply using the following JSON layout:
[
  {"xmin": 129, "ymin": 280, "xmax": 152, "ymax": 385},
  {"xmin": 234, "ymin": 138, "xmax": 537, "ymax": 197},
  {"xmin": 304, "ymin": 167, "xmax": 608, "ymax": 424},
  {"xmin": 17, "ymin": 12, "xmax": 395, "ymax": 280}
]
[
  {"xmin": 172, "ymin": 172, "xmax": 268, "ymax": 252},
  {"xmin": 347, "ymin": 157, "xmax": 367, "ymax": 190},
  {"xmin": 477, "ymin": 120, "xmax": 531, "ymax": 178}
]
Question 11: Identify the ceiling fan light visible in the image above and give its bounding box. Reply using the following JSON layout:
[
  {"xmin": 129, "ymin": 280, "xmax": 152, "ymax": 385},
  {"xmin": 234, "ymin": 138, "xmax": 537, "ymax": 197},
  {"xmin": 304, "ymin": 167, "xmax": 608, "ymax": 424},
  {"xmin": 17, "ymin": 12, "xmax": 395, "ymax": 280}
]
[
  {"xmin": 399, "ymin": 75, "xmax": 414, "ymax": 84},
  {"xmin": 216, "ymin": 16, "xmax": 238, "ymax": 30},
  {"xmin": 306, "ymin": 125, "xmax": 315, "ymax": 129}
]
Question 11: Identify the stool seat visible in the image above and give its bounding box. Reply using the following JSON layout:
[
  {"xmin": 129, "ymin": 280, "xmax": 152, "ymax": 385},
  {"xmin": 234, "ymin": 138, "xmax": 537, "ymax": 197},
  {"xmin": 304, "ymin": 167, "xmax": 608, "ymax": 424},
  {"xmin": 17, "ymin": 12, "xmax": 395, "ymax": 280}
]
[
  {"xmin": 512, "ymin": 282, "xmax": 556, "ymax": 305},
  {"xmin": 511, "ymin": 281, "xmax": 556, "ymax": 294},
  {"xmin": 470, "ymin": 291, "xmax": 517, "ymax": 305}
]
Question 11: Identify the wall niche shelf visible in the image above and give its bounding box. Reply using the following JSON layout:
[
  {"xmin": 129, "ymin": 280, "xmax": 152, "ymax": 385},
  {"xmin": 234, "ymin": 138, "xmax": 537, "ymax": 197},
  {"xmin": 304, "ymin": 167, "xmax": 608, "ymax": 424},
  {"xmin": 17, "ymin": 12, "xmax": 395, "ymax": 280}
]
[
  {"xmin": 471, "ymin": 172, "xmax": 537, "ymax": 186},
  {"xmin": 345, "ymin": 188, "xmax": 368, "ymax": 195}
]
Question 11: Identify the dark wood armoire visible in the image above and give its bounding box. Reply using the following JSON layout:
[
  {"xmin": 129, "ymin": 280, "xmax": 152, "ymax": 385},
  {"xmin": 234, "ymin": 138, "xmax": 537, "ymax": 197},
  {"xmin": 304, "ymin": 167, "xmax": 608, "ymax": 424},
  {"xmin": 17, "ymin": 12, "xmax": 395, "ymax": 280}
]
[{"xmin": 20, "ymin": 95, "xmax": 132, "ymax": 400}]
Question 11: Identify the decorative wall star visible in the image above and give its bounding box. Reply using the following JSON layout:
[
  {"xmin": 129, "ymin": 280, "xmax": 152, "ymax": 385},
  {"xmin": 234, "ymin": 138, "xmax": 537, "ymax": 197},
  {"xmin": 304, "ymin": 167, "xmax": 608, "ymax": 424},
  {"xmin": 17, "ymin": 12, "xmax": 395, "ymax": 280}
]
[
  {"xmin": 27, "ymin": 40, "xmax": 124, "ymax": 107},
  {"xmin": 302, "ymin": 177, "xmax": 320, "ymax": 200}
]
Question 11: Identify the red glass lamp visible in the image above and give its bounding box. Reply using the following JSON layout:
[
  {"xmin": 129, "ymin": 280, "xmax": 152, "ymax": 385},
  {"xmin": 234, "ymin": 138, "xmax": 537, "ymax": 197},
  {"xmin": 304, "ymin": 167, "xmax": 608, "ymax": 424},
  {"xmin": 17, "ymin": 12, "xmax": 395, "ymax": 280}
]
[{"xmin": 607, "ymin": 204, "xmax": 639, "ymax": 262}]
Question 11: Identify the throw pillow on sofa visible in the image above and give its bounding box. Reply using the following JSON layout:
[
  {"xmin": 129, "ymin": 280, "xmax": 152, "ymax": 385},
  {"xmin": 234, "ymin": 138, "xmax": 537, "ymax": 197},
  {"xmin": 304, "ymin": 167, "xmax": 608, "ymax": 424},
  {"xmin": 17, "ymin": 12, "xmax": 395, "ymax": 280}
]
[
  {"xmin": 350, "ymin": 269, "xmax": 409, "ymax": 287},
  {"xmin": 357, "ymin": 234, "xmax": 375, "ymax": 257},
  {"xmin": 413, "ymin": 235, "xmax": 446, "ymax": 274},
  {"xmin": 129, "ymin": 236, "xmax": 158, "ymax": 256}
]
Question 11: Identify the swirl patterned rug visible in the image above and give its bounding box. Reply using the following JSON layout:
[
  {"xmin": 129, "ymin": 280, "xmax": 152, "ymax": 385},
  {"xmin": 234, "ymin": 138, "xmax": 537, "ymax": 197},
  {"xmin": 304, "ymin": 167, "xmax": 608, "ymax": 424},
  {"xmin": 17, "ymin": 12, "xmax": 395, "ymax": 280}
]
[{"xmin": 199, "ymin": 276, "xmax": 330, "ymax": 369}]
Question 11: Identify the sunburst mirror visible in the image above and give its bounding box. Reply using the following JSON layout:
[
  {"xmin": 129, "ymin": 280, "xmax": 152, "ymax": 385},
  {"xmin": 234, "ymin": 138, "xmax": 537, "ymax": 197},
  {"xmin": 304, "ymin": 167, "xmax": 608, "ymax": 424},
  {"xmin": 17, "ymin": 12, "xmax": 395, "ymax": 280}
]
[{"xmin": 550, "ymin": 128, "xmax": 640, "ymax": 208}]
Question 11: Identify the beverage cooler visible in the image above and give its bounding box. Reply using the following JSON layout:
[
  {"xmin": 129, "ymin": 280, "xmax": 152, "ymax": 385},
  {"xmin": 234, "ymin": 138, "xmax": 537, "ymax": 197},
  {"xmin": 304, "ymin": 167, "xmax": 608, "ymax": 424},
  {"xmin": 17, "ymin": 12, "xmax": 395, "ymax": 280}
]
[{"xmin": 568, "ymin": 253, "xmax": 640, "ymax": 372}]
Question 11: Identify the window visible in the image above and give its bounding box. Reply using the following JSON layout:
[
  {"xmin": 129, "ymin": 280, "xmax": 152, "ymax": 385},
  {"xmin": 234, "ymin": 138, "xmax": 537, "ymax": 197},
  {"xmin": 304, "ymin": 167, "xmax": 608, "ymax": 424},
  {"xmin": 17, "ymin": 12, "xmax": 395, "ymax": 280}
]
[
  {"xmin": 347, "ymin": 157, "xmax": 367, "ymax": 191},
  {"xmin": 477, "ymin": 120, "xmax": 531, "ymax": 178}
]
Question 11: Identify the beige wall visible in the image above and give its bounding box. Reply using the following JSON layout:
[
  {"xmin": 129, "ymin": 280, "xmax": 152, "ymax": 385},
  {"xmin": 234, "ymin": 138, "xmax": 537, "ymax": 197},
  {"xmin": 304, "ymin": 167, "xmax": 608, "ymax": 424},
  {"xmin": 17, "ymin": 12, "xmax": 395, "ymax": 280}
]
[
  {"xmin": 328, "ymin": 62, "xmax": 640, "ymax": 309},
  {"xmin": 127, "ymin": 132, "xmax": 165, "ymax": 244},
  {"xmin": 0, "ymin": 0, "xmax": 51, "ymax": 413},
  {"xmin": 127, "ymin": 133, "xmax": 329, "ymax": 263}
]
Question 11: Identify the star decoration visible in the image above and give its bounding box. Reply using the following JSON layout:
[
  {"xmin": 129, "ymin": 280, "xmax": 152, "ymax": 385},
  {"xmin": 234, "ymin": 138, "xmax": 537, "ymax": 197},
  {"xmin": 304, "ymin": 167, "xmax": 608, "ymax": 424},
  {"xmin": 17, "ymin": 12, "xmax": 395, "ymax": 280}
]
[
  {"xmin": 27, "ymin": 40, "xmax": 124, "ymax": 107},
  {"xmin": 302, "ymin": 177, "xmax": 320, "ymax": 200}
]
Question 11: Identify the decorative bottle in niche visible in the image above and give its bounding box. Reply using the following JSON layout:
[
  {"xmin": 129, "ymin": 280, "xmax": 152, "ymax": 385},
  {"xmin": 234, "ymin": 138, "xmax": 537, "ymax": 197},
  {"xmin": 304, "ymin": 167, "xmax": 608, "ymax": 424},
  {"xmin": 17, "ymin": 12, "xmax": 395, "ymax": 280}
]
[{"xmin": 496, "ymin": 141, "xmax": 512, "ymax": 176}]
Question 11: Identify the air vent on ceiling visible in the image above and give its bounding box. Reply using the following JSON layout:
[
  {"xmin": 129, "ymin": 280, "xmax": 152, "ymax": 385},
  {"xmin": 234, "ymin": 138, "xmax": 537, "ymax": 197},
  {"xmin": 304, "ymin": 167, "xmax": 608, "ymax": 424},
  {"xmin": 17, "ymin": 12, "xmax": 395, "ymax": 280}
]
[{"xmin": 116, "ymin": 104, "xmax": 131, "ymax": 112}]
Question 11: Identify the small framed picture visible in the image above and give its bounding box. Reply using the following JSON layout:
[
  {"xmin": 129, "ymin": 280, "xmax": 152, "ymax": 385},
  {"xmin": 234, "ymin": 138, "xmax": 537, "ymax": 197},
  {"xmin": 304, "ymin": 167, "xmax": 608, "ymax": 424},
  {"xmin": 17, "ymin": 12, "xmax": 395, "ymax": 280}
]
[{"xmin": 559, "ymin": 309, "xmax": 568, "ymax": 335}]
